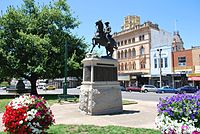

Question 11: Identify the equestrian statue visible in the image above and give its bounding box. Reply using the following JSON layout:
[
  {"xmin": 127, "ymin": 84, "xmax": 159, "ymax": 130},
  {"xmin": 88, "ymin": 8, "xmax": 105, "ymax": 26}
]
[{"xmin": 90, "ymin": 20, "xmax": 117, "ymax": 57}]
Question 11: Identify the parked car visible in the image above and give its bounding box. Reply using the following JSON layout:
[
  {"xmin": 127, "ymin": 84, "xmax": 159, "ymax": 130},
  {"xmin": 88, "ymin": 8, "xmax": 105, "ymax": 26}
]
[
  {"xmin": 156, "ymin": 86, "xmax": 177, "ymax": 93},
  {"xmin": 141, "ymin": 85, "xmax": 158, "ymax": 92},
  {"xmin": 126, "ymin": 86, "xmax": 141, "ymax": 92},
  {"xmin": 177, "ymin": 85, "xmax": 198, "ymax": 93},
  {"xmin": 120, "ymin": 86, "xmax": 126, "ymax": 91},
  {"xmin": 45, "ymin": 85, "xmax": 56, "ymax": 90},
  {"xmin": 0, "ymin": 86, "xmax": 7, "ymax": 90},
  {"xmin": 76, "ymin": 86, "xmax": 81, "ymax": 89}
]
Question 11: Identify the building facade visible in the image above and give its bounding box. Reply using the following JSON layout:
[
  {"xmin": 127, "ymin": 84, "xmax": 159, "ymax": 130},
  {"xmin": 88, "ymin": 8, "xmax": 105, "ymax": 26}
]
[
  {"xmin": 188, "ymin": 46, "xmax": 200, "ymax": 88},
  {"xmin": 172, "ymin": 49, "xmax": 193, "ymax": 88},
  {"xmin": 150, "ymin": 29, "xmax": 173, "ymax": 87},
  {"xmin": 113, "ymin": 17, "xmax": 161, "ymax": 87}
]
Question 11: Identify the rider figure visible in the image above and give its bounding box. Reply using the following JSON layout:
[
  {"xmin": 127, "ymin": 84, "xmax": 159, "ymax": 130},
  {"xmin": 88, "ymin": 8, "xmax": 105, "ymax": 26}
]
[{"xmin": 104, "ymin": 22, "xmax": 112, "ymax": 44}]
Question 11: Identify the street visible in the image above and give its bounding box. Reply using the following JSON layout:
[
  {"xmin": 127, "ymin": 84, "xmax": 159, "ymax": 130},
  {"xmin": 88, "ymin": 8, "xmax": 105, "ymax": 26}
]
[{"xmin": 0, "ymin": 88, "xmax": 182, "ymax": 102}]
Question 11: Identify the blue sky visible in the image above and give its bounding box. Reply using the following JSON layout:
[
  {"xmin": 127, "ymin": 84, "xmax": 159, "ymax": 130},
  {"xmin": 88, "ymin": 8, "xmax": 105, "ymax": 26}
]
[{"xmin": 1, "ymin": 0, "xmax": 200, "ymax": 51}]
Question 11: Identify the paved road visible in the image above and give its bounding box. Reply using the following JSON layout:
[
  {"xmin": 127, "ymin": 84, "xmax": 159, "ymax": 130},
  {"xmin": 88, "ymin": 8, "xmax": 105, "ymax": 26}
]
[{"xmin": 0, "ymin": 88, "xmax": 178, "ymax": 102}]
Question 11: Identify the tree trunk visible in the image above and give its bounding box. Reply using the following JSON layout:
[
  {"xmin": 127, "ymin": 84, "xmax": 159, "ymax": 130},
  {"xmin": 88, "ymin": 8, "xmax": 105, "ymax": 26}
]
[{"xmin": 30, "ymin": 77, "xmax": 38, "ymax": 96}]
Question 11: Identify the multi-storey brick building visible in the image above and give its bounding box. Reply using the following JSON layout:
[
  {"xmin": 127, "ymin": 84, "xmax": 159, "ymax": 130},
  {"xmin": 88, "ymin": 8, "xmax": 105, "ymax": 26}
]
[
  {"xmin": 172, "ymin": 49, "xmax": 193, "ymax": 87},
  {"xmin": 113, "ymin": 15, "xmax": 170, "ymax": 87}
]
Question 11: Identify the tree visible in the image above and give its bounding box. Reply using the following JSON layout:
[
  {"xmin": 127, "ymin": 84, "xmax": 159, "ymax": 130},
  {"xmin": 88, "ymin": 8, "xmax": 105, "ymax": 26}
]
[{"xmin": 0, "ymin": 0, "xmax": 88, "ymax": 95}]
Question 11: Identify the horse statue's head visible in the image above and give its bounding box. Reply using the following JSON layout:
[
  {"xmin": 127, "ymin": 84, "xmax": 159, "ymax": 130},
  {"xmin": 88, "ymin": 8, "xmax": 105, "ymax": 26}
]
[{"xmin": 95, "ymin": 20, "xmax": 104, "ymax": 33}]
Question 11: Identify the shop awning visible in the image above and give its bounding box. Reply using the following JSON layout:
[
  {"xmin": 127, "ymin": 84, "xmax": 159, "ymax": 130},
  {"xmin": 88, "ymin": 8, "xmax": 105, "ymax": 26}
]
[{"xmin": 188, "ymin": 76, "xmax": 200, "ymax": 81}]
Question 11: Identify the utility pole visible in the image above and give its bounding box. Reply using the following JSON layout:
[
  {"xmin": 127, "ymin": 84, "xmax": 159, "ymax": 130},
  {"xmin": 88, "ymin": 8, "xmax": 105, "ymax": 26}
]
[
  {"xmin": 157, "ymin": 49, "xmax": 162, "ymax": 88},
  {"xmin": 63, "ymin": 41, "xmax": 68, "ymax": 96}
]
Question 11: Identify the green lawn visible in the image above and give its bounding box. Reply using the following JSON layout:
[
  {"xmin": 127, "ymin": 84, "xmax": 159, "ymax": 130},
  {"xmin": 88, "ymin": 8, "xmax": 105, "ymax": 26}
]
[
  {"xmin": 0, "ymin": 124, "xmax": 160, "ymax": 134},
  {"xmin": 0, "ymin": 96, "xmax": 137, "ymax": 113}
]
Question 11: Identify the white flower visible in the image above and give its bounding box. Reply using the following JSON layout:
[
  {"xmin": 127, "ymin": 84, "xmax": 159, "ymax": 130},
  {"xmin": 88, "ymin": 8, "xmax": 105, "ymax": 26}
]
[{"xmin": 19, "ymin": 120, "xmax": 23, "ymax": 124}]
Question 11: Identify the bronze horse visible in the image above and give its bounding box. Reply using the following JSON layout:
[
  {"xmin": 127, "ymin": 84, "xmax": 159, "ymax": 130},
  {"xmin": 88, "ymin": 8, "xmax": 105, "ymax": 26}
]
[{"xmin": 90, "ymin": 20, "xmax": 117, "ymax": 57}]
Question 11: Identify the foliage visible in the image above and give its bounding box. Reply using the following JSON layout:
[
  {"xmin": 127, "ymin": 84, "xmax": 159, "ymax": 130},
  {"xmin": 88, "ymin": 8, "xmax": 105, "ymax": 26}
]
[
  {"xmin": 156, "ymin": 91, "xmax": 200, "ymax": 134},
  {"xmin": 0, "ymin": 81, "xmax": 9, "ymax": 87},
  {"xmin": 2, "ymin": 95, "xmax": 55, "ymax": 133},
  {"xmin": 0, "ymin": 0, "xmax": 88, "ymax": 95}
]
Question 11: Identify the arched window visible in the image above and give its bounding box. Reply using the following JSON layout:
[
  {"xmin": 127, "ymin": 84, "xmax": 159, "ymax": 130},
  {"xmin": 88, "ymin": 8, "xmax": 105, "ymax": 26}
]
[
  {"xmin": 133, "ymin": 62, "xmax": 136, "ymax": 70},
  {"xmin": 121, "ymin": 63, "xmax": 124, "ymax": 71},
  {"xmin": 140, "ymin": 61, "xmax": 145, "ymax": 69},
  {"xmin": 125, "ymin": 63, "xmax": 127, "ymax": 70},
  {"xmin": 117, "ymin": 51, "xmax": 120, "ymax": 59},
  {"xmin": 121, "ymin": 51, "xmax": 123, "ymax": 59},
  {"xmin": 132, "ymin": 48, "xmax": 136, "ymax": 57},
  {"xmin": 128, "ymin": 62, "xmax": 131, "ymax": 70},
  {"xmin": 124, "ymin": 50, "xmax": 127, "ymax": 58},
  {"xmin": 128, "ymin": 49, "xmax": 131, "ymax": 58},
  {"xmin": 140, "ymin": 46, "xmax": 145, "ymax": 55}
]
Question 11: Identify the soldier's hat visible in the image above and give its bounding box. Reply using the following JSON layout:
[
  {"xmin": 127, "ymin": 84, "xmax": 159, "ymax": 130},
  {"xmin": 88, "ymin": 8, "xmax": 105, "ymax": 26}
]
[{"xmin": 105, "ymin": 22, "xmax": 110, "ymax": 25}]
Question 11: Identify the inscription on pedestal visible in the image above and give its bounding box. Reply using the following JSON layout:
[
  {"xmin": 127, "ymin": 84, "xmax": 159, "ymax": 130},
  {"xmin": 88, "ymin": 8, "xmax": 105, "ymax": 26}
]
[
  {"xmin": 94, "ymin": 66, "xmax": 117, "ymax": 81},
  {"xmin": 84, "ymin": 66, "xmax": 91, "ymax": 81}
]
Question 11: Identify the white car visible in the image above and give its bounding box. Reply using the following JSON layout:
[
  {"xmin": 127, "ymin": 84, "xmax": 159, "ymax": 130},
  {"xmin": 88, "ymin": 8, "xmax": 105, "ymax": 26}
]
[
  {"xmin": 37, "ymin": 83, "xmax": 46, "ymax": 90},
  {"xmin": 141, "ymin": 85, "xmax": 158, "ymax": 92}
]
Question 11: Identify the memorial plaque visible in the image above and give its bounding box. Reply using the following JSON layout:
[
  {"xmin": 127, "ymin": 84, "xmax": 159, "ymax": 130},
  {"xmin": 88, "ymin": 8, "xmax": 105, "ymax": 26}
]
[
  {"xmin": 84, "ymin": 66, "xmax": 91, "ymax": 81},
  {"xmin": 94, "ymin": 66, "xmax": 117, "ymax": 81}
]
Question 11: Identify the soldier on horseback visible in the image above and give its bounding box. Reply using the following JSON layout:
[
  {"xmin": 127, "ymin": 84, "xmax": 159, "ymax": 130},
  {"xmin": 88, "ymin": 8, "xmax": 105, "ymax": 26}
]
[{"xmin": 90, "ymin": 20, "xmax": 117, "ymax": 57}]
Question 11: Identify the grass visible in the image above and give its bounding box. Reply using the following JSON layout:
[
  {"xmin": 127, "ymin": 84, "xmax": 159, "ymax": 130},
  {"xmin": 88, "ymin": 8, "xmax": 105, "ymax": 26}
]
[
  {"xmin": 0, "ymin": 95, "xmax": 137, "ymax": 113},
  {"xmin": 0, "ymin": 124, "xmax": 160, "ymax": 134},
  {"xmin": 0, "ymin": 99, "xmax": 12, "ymax": 113}
]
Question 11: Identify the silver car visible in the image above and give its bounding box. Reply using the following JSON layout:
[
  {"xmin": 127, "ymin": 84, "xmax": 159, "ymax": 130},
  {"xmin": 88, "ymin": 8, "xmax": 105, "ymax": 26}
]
[{"xmin": 141, "ymin": 85, "xmax": 158, "ymax": 92}]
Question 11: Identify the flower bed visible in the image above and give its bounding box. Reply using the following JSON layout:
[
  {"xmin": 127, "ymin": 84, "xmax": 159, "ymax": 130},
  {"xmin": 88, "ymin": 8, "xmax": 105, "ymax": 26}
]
[
  {"xmin": 156, "ymin": 91, "xmax": 200, "ymax": 134},
  {"xmin": 2, "ymin": 95, "xmax": 55, "ymax": 134}
]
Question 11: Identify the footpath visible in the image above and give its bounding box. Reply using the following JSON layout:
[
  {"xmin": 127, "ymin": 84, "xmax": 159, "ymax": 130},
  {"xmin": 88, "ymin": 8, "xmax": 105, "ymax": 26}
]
[{"xmin": 0, "ymin": 100, "xmax": 158, "ymax": 132}]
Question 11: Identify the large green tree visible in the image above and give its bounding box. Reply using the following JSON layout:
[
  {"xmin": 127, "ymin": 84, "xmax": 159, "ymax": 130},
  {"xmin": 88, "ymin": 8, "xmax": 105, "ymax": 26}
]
[{"xmin": 0, "ymin": 0, "xmax": 88, "ymax": 95}]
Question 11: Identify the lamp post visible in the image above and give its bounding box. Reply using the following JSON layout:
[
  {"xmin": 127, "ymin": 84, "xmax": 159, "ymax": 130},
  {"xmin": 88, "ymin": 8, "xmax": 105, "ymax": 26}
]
[
  {"xmin": 157, "ymin": 49, "xmax": 162, "ymax": 88},
  {"xmin": 63, "ymin": 41, "xmax": 68, "ymax": 96}
]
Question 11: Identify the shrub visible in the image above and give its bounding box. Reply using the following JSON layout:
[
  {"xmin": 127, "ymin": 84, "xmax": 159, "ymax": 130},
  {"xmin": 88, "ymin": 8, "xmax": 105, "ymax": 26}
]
[
  {"xmin": 2, "ymin": 95, "xmax": 55, "ymax": 134},
  {"xmin": 156, "ymin": 91, "xmax": 200, "ymax": 134}
]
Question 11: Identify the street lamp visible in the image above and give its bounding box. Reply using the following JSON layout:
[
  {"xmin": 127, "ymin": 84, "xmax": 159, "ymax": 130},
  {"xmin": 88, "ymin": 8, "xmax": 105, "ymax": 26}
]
[{"xmin": 157, "ymin": 49, "xmax": 162, "ymax": 88}]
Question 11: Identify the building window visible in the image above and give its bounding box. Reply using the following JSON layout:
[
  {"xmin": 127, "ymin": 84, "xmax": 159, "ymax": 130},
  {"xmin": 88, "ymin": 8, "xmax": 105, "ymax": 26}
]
[
  {"xmin": 133, "ymin": 62, "xmax": 136, "ymax": 70},
  {"xmin": 124, "ymin": 50, "xmax": 127, "ymax": 58},
  {"xmin": 124, "ymin": 40, "xmax": 127, "ymax": 45},
  {"xmin": 121, "ymin": 41, "xmax": 123, "ymax": 46},
  {"xmin": 164, "ymin": 58, "xmax": 168, "ymax": 68},
  {"xmin": 117, "ymin": 42, "xmax": 120, "ymax": 47},
  {"xmin": 117, "ymin": 51, "xmax": 120, "ymax": 59},
  {"xmin": 139, "ymin": 35, "xmax": 145, "ymax": 41},
  {"xmin": 121, "ymin": 51, "xmax": 123, "ymax": 59},
  {"xmin": 129, "ymin": 62, "xmax": 131, "ymax": 70},
  {"xmin": 132, "ymin": 48, "xmax": 136, "ymax": 57},
  {"xmin": 128, "ymin": 49, "xmax": 131, "ymax": 58},
  {"xmin": 140, "ymin": 61, "xmax": 145, "ymax": 69},
  {"xmin": 125, "ymin": 63, "xmax": 127, "ymax": 70},
  {"xmin": 128, "ymin": 39, "xmax": 131, "ymax": 44},
  {"xmin": 154, "ymin": 59, "xmax": 157, "ymax": 68},
  {"xmin": 121, "ymin": 63, "xmax": 124, "ymax": 71},
  {"xmin": 140, "ymin": 46, "xmax": 145, "ymax": 55},
  {"xmin": 132, "ymin": 38, "xmax": 135, "ymax": 43},
  {"xmin": 178, "ymin": 56, "xmax": 186, "ymax": 66}
]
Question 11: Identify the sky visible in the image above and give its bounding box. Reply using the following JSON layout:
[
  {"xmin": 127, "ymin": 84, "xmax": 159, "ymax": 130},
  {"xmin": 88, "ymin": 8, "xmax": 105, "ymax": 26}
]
[{"xmin": 0, "ymin": 0, "xmax": 200, "ymax": 52}]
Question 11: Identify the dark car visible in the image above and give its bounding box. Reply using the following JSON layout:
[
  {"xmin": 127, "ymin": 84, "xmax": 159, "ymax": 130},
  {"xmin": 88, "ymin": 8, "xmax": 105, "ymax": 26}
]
[
  {"xmin": 177, "ymin": 85, "xmax": 198, "ymax": 93},
  {"xmin": 156, "ymin": 86, "xmax": 177, "ymax": 93},
  {"xmin": 126, "ymin": 86, "xmax": 141, "ymax": 92}
]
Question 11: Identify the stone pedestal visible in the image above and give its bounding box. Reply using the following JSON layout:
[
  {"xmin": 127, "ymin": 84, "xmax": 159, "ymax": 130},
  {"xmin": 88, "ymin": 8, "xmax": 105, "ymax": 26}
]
[{"xmin": 79, "ymin": 54, "xmax": 123, "ymax": 115}]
